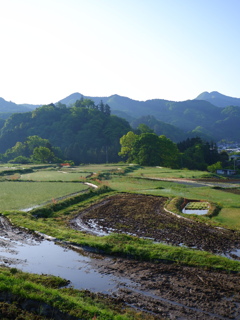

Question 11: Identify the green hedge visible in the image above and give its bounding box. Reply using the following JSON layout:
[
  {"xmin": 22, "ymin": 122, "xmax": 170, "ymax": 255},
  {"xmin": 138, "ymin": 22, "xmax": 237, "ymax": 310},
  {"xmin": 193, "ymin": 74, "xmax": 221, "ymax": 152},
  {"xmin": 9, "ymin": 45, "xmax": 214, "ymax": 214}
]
[
  {"xmin": 31, "ymin": 185, "xmax": 112, "ymax": 218},
  {"xmin": 0, "ymin": 168, "xmax": 33, "ymax": 176}
]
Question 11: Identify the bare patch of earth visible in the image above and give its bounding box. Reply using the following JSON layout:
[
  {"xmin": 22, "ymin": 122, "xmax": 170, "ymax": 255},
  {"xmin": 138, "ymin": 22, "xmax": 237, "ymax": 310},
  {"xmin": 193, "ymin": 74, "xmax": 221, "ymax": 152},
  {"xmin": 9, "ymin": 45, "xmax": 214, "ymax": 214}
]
[
  {"xmin": 93, "ymin": 257, "xmax": 240, "ymax": 320},
  {"xmin": 69, "ymin": 193, "xmax": 240, "ymax": 319},
  {"xmin": 0, "ymin": 216, "xmax": 42, "ymax": 244},
  {"xmin": 70, "ymin": 193, "xmax": 240, "ymax": 255}
]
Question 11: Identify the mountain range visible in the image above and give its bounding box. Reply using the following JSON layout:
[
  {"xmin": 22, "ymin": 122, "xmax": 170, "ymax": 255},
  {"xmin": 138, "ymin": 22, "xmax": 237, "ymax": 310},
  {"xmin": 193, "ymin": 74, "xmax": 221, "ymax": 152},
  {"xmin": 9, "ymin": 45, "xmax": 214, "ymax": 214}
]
[{"xmin": 1, "ymin": 91, "xmax": 240, "ymax": 142}]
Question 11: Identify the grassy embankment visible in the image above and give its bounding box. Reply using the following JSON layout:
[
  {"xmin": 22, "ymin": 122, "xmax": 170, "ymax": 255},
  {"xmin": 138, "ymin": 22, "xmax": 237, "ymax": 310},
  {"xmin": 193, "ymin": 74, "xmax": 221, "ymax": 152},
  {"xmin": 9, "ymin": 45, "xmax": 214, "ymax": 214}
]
[{"xmin": 0, "ymin": 267, "xmax": 152, "ymax": 320}]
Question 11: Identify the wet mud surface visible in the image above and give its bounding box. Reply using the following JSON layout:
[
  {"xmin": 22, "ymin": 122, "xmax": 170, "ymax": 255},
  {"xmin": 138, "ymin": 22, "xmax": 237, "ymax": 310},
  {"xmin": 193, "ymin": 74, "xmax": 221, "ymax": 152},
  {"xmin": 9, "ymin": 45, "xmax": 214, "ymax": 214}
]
[
  {"xmin": 93, "ymin": 257, "xmax": 240, "ymax": 320},
  {"xmin": 0, "ymin": 215, "xmax": 42, "ymax": 246},
  {"xmin": 0, "ymin": 216, "xmax": 43, "ymax": 267},
  {"xmin": 69, "ymin": 193, "xmax": 240, "ymax": 319},
  {"xmin": 71, "ymin": 193, "xmax": 240, "ymax": 255},
  {"xmin": 1, "ymin": 191, "xmax": 240, "ymax": 319}
]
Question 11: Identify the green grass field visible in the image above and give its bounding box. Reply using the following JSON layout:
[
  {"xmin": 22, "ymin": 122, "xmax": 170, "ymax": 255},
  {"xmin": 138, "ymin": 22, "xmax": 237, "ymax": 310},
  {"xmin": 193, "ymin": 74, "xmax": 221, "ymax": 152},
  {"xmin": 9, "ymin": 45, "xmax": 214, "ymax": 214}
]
[
  {"xmin": 83, "ymin": 164, "xmax": 240, "ymax": 229},
  {"xmin": 0, "ymin": 181, "xmax": 88, "ymax": 210},
  {"xmin": 19, "ymin": 170, "xmax": 90, "ymax": 181},
  {"xmin": 107, "ymin": 176, "xmax": 239, "ymax": 207},
  {"xmin": 127, "ymin": 166, "xmax": 216, "ymax": 179},
  {"xmin": 214, "ymin": 208, "xmax": 240, "ymax": 229},
  {"xmin": 1, "ymin": 163, "xmax": 240, "ymax": 227}
]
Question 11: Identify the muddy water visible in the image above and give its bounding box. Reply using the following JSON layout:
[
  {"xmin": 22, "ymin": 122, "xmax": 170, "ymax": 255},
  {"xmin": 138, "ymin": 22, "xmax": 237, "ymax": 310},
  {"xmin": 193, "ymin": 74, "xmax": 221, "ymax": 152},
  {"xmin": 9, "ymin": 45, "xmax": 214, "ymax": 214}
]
[
  {"xmin": 1, "ymin": 226, "xmax": 240, "ymax": 319},
  {"xmin": 0, "ymin": 235, "xmax": 135, "ymax": 294}
]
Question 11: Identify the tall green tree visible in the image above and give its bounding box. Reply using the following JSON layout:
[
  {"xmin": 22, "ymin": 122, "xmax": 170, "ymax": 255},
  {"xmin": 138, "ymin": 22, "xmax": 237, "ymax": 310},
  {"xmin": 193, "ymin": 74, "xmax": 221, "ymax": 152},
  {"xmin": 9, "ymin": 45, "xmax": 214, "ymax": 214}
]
[
  {"xmin": 131, "ymin": 133, "xmax": 162, "ymax": 166},
  {"xmin": 118, "ymin": 131, "xmax": 138, "ymax": 162},
  {"xmin": 32, "ymin": 146, "xmax": 54, "ymax": 163},
  {"xmin": 158, "ymin": 135, "xmax": 180, "ymax": 168}
]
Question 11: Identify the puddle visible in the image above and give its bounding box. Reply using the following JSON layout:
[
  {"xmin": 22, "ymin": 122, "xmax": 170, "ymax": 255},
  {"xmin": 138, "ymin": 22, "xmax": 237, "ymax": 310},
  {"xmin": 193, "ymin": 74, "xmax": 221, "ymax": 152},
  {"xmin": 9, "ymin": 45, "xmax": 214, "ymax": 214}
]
[
  {"xmin": 222, "ymin": 248, "xmax": 240, "ymax": 260},
  {"xmin": 182, "ymin": 208, "xmax": 208, "ymax": 215},
  {"xmin": 0, "ymin": 236, "xmax": 135, "ymax": 294}
]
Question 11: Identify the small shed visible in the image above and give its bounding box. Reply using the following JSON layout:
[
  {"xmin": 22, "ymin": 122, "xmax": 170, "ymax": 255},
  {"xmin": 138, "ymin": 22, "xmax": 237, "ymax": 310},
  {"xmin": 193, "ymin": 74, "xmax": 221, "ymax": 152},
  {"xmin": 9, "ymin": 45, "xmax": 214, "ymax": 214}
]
[{"xmin": 216, "ymin": 169, "xmax": 236, "ymax": 175}]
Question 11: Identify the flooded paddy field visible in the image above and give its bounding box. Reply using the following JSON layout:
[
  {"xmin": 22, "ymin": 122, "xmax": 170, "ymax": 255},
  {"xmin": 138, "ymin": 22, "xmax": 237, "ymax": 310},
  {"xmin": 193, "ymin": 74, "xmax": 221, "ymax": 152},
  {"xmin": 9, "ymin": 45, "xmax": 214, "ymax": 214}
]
[{"xmin": 1, "ymin": 192, "xmax": 240, "ymax": 319}]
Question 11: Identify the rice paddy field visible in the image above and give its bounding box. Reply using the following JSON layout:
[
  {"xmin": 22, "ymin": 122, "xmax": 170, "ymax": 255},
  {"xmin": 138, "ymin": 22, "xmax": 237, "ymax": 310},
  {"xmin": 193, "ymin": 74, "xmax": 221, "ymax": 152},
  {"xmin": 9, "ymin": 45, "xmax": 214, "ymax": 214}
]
[
  {"xmin": 86, "ymin": 164, "xmax": 240, "ymax": 229},
  {"xmin": 0, "ymin": 163, "xmax": 240, "ymax": 228},
  {"xmin": 126, "ymin": 166, "xmax": 217, "ymax": 179},
  {"xmin": 214, "ymin": 208, "xmax": 240, "ymax": 229},
  {"xmin": 0, "ymin": 163, "xmax": 240, "ymax": 319},
  {"xmin": 0, "ymin": 181, "xmax": 88, "ymax": 211},
  {"xmin": 19, "ymin": 170, "xmax": 91, "ymax": 181}
]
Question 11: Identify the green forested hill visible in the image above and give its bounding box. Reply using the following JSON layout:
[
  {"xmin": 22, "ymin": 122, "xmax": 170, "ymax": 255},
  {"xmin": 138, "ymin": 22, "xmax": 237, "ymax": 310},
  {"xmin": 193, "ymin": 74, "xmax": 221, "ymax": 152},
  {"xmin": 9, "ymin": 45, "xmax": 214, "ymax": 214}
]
[
  {"xmin": 0, "ymin": 102, "xmax": 131, "ymax": 164},
  {"xmin": 59, "ymin": 93, "xmax": 240, "ymax": 141},
  {"xmin": 1, "ymin": 91, "xmax": 240, "ymax": 149}
]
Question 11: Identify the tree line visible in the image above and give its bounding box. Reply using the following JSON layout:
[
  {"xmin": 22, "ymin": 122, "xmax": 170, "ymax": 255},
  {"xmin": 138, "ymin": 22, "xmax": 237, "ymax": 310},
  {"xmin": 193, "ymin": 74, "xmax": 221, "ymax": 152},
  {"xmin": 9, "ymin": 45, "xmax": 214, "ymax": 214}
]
[
  {"xmin": 0, "ymin": 98, "xmax": 232, "ymax": 171},
  {"xmin": 119, "ymin": 126, "xmax": 229, "ymax": 171}
]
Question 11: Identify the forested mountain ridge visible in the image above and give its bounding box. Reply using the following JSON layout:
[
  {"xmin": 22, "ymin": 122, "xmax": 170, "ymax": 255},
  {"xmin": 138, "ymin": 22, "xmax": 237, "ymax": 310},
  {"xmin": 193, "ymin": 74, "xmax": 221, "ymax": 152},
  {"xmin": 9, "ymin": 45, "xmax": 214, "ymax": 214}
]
[
  {"xmin": 0, "ymin": 97, "xmax": 39, "ymax": 114},
  {"xmin": 59, "ymin": 92, "xmax": 240, "ymax": 141},
  {"xmin": 0, "ymin": 101, "xmax": 131, "ymax": 164},
  {"xmin": 1, "ymin": 91, "xmax": 240, "ymax": 142},
  {"xmin": 195, "ymin": 91, "xmax": 240, "ymax": 108}
]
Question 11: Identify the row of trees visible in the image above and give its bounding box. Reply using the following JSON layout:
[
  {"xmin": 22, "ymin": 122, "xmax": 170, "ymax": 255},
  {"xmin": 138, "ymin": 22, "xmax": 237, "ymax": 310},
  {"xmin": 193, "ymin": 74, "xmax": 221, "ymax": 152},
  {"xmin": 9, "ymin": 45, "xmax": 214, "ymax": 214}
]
[
  {"xmin": 72, "ymin": 98, "xmax": 111, "ymax": 116},
  {"xmin": 119, "ymin": 129, "xmax": 227, "ymax": 170},
  {"xmin": 1, "ymin": 136, "xmax": 63, "ymax": 164}
]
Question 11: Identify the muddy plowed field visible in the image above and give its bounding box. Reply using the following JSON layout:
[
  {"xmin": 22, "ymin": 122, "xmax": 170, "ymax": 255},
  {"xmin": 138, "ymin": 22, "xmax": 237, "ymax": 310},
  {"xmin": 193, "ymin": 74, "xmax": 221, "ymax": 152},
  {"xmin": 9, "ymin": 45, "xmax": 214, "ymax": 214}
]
[
  {"xmin": 70, "ymin": 193, "xmax": 240, "ymax": 319},
  {"xmin": 71, "ymin": 193, "xmax": 240, "ymax": 255}
]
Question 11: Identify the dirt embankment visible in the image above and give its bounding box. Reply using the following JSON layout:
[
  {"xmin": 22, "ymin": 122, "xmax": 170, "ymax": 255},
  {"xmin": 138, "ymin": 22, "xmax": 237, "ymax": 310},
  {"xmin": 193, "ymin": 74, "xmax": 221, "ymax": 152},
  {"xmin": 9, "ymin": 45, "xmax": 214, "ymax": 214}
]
[{"xmin": 71, "ymin": 193, "xmax": 240, "ymax": 255}]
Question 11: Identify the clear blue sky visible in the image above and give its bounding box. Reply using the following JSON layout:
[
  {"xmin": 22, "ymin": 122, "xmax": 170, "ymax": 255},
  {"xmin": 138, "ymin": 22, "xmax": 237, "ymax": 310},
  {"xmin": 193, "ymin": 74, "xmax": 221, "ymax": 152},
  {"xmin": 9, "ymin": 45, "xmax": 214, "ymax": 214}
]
[{"xmin": 0, "ymin": 0, "xmax": 240, "ymax": 104}]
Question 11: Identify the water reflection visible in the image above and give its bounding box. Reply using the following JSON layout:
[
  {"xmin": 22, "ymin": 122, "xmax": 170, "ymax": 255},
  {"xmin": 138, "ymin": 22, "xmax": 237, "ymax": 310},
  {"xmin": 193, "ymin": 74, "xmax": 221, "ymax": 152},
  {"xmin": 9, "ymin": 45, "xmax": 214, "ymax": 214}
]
[
  {"xmin": 182, "ymin": 208, "xmax": 208, "ymax": 215},
  {"xmin": 0, "ymin": 236, "xmax": 134, "ymax": 293}
]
